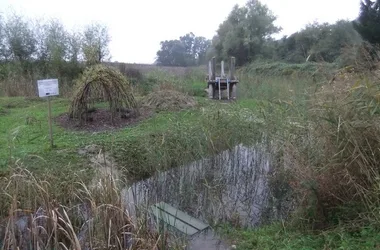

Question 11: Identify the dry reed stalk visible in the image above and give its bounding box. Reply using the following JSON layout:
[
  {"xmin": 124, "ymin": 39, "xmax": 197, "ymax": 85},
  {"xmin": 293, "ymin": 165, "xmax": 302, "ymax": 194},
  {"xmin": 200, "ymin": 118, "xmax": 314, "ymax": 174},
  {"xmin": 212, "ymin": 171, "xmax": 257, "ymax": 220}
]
[{"xmin": 0, "ymin": 167, "xmax": 168, "ymax": 250}]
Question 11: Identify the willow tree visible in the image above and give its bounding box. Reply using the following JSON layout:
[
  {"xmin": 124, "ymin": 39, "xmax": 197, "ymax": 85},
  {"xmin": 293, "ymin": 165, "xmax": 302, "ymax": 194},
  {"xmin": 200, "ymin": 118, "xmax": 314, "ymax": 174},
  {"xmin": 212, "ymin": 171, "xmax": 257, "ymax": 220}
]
[{"xmin": 211, "ymin": 0, "xmax": 281, "ymax": 66}]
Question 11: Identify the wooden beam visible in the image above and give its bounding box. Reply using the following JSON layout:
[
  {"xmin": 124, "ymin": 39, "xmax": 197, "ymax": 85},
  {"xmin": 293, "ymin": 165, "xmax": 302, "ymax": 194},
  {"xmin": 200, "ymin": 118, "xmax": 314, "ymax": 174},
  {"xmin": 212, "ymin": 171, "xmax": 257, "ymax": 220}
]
[{"xmin": 229, "ymin": 57, "xmax": 236, "ymax": 80}]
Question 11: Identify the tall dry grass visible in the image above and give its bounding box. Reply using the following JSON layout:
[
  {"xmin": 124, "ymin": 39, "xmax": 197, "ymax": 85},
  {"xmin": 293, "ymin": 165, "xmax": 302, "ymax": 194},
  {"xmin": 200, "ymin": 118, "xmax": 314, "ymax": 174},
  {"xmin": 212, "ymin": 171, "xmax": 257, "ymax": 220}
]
[
  {"xmin": 305, "ymin": 70, "xmax": 380, "ymax": 227},
  {"xmin": 238, "ymin": 57, "xmax": 380, "ymax": 230},
  {"xmin": 0, "ymin": 166, "xmax": 168, "ymax": 250},
  {"xmin": 0, "ymin": 77, "xmax": 37, "ymax": 97},
  {"xmin": 0, "ymin": 75, "xmax": 77, "ymax": 98}
]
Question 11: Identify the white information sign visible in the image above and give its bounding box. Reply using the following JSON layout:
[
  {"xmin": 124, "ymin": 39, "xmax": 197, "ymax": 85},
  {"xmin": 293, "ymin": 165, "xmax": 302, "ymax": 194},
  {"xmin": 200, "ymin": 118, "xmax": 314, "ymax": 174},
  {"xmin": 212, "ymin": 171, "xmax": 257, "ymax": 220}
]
[{"xmin": 37, "ymin": 79, "xmax": 59, "ymax": 98}]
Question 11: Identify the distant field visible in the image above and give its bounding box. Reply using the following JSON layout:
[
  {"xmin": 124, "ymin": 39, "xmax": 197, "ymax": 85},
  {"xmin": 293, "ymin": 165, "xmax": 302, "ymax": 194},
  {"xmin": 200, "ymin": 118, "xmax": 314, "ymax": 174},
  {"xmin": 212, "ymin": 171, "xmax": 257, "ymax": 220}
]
[{"xmin": 104, "ymin": 62, "xmax": 206, "ymax": 76}]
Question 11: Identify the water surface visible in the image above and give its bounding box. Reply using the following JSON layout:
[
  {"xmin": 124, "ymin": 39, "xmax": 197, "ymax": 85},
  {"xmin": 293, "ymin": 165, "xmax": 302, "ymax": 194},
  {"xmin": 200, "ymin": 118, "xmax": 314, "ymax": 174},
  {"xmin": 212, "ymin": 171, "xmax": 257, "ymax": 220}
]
[{"xmin": 123, "ymin": 144, "xmax": 273, "ymax": 228}]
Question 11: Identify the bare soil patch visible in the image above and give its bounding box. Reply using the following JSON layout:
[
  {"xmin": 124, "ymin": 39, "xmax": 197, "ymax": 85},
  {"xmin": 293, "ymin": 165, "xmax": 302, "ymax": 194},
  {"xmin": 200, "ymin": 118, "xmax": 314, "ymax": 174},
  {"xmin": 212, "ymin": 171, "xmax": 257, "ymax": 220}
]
[{"xmin": 56, "ymin": 107, "xmax": 153, "ymax": 132}]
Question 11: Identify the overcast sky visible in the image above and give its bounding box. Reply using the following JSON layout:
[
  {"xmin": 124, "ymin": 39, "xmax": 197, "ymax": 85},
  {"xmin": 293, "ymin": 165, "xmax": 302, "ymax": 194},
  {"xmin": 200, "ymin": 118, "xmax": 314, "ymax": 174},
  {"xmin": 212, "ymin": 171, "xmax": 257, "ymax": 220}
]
[{"xmin": 0, "ymin": 0, "xmax": 361, "ymax": 64}]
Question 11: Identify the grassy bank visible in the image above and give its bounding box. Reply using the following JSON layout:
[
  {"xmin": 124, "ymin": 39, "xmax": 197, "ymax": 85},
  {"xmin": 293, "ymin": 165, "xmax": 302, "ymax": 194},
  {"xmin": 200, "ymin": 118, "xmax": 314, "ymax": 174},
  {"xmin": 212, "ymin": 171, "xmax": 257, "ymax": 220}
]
[
  {"xmin": 1, "ymin": 61, "xmax": 380, "ymax": 249},
  {"xmin": 222, "ymin": 61, "xmax": 380, "ymax": 249},
  {"xmin": 0, "ymin": 89, "xmax": 264, "ymax": 219},
  {"xmin": 0, "ymin": 76, "xmax": 263, "ymax": 248},
  {"xmin": 238, "ymin": 61, "xmax": 336, "ymax": 81},
  {"xmin": 0, "ymin": 96, "xmax": 259, "ymax": 174},
  {"xmin": 220, "ymin": 223, "xmax": 380, "ymax": 250}
]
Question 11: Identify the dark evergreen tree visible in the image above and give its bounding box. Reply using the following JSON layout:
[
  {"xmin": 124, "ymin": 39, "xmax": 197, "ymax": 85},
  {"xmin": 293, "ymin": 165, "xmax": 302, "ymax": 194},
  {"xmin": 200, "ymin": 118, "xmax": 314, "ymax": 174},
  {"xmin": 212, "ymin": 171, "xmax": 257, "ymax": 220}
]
[{"xmin": 353, "ymin": 0, "xmax": 380, "ymax": 45}]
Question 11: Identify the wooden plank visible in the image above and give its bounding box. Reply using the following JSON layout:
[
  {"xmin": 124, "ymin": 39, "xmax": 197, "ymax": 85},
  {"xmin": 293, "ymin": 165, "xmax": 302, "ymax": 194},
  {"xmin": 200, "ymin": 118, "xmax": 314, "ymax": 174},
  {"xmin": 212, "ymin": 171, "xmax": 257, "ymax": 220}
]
[
  {"xmin": 154, "ymin": 202, "xmax": 209, "ymax": 231},
  {"xmin": 150, "ymin": 205, "xmax": 199, "ymax": 236}
]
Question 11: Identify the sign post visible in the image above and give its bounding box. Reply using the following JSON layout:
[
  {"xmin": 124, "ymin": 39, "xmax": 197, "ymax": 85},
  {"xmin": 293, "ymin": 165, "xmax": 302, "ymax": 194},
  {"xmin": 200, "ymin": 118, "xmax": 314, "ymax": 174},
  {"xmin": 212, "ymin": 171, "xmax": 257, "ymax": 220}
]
[
  {"xmin": 47, "ymin": 96, "xmax": 53, "ymax": 148},
  {"xmin": 37, "ymin": 79, "xmax": 59, "ymax": 148}
]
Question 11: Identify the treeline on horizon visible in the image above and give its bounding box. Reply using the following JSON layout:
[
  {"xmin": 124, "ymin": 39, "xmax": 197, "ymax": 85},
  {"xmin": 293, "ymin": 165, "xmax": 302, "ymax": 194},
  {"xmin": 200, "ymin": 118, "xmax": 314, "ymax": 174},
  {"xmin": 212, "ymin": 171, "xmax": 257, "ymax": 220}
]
[
  {"xmin": 155, "ymin": 0, "xmax": 380, "ymax": 67},
  {"xmin": 0, "ymin": 13, "xmax": 111, "ymax": 89},
  {"xmin": 0, "ymin": 0, "xmax": 379, "ymax": 93}
]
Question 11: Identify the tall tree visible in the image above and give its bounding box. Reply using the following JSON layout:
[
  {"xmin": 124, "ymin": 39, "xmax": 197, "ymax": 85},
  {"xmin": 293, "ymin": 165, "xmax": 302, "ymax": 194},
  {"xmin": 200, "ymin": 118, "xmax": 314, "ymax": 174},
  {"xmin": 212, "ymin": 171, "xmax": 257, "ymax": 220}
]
[
  {"xmin": 82, "ymin": 23, "xmax": 111, "ymax": 65},
  {"xmin": 274, "ymin": 21, "xmax": 361, "ymax": 63},
  {"xmin": 67, "ymin": 31, "xmax": 82, "ymax": 63},
  {"xmin": 0, "ymin": 15, "xmax": 5, "ymax": 61},
  {"xmin": 156, "ymin": 40, "xmax": 187, "ymax": 66},
  {"xmin": 3, "ymin": 14, "xmax": 36, "ymax": 62},
  {"xmin": 180, "ymin": 32, "xmax": 196, "ymax": 65},
  {"xmin": 156, "ymin": 33, "xmax": 211, "ymax": 66},
  {"xmin": 33, "ymin": 19, "xmax": 48, "ymax": 64},
  {"xmin": 45, "ymin": 19, "xmax": 68, "ymax": 76},
  {"xmin": 193, "ymin": 36, "xmax": 211, "ymax": 65},
  {"xmin": 353, "ymin": 0, "xmax": 380, "ymax": 45},
  {"xmin": 211, "ymin": 0, "xmax": 281, "ymax": 66}
]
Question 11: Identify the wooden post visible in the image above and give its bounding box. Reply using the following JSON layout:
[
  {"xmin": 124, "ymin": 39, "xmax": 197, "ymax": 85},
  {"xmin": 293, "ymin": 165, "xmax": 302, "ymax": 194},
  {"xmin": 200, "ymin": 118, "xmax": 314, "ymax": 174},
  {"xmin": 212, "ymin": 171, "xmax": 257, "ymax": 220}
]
[
  {"xmin": 208, "ymin": 60, "xmax": 214, "ymax": 99},
  {"xmin": 211, "ymin": 57, "xmax": 216, "ymax": 81},
  {"xmin": 208, "ymin": 84, "xmax": 214, "ymax": 99},
  {"xmin": 221, "ymin": 61, "xmax": 225, "ymax": 78},
  {"xmin": 229, "ymin": 57, "xmax": 236, "ymax": 80},
  {"xmin": 218, "ymin": 78, "xmax": 221, "ymax": 100},
  {"xmin": 208, "ymin": 61, "xmax": 212, "ymax": 81},
  {"xmin": 231, "ymin": 84, "xmax": 237, "ymax": 100},
  {"xmin": 48, "ymin": 96, "xmax": 54, "ymax": 148},
  {"xmin": 227, "ymin": 79, "xmax": 230, "ymax": 100}
]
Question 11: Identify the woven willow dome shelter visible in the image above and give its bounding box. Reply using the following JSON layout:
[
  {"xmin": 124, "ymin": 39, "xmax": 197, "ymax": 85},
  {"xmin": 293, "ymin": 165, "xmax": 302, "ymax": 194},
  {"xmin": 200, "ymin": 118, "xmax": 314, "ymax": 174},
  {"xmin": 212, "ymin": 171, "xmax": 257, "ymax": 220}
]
[{"xmin": 69, "ymin": 65, "xmax": 138, "ymax": 123}]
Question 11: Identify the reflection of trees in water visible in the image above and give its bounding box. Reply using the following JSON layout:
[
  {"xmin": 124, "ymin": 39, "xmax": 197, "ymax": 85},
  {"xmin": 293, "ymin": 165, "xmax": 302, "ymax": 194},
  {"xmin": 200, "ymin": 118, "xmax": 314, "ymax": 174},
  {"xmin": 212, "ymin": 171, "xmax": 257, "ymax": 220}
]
[{"xmin": 127, "ymin": 144, "xmax": 275, "ymax": 227}]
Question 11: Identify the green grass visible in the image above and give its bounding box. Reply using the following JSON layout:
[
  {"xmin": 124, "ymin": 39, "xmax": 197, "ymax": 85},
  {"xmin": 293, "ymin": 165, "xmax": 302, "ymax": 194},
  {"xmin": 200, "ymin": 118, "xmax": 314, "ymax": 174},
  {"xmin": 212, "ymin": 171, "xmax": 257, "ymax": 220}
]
[
  {"xmin": 139, "ymin": 67, "xmax": 207, "ymax": 97},
  {"xmin": 2, "ymin": 64, "xmax": 380, "ymax": 248},
  {"xmin": 0, "ymin": 94, "xmax": 265, "ymax": 213},
  {"xmin": 238, "ymin": 61, "xmax": 336, "ymax": 79},
  {"xmin": 1, "ymin": 98, "xmax": 78, "ymax": 160},
  {"xmin": 0, "ymin": 72, "xmax": 301, "ymax": 181},
  {"xmin": 220, "ymin": 223, "xmax": 380, "ymax": 250},
  {"xmin": 186, "ymin": 81, "xmax": 207, "ymax": 97},
  {"xmin": 0, "ymin": 95, "xmax": 261, "ymax": 180}
]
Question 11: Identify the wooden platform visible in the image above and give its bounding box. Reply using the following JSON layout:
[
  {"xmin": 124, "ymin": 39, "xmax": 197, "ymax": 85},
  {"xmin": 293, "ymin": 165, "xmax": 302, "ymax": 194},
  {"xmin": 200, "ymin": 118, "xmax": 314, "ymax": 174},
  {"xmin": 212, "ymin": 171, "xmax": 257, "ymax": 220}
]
[
  {"xmin": 208, "ymin": 79, "xmax": 239, "ymax": 84},
  {"xmin": 150, "ymin": 202, "xmax": 209, "ymax": 236},
  {"xmin": 207, "ymin": 57, "xmax": 239, "ymax": 100}
]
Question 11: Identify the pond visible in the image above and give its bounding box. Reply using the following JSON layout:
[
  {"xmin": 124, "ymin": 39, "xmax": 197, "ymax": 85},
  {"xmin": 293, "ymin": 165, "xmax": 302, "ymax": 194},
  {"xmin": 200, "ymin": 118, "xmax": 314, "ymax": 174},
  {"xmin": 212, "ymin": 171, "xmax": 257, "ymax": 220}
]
[{"xmin": 122, "ymin": 143, "xmax": 284, "ymax": 248}]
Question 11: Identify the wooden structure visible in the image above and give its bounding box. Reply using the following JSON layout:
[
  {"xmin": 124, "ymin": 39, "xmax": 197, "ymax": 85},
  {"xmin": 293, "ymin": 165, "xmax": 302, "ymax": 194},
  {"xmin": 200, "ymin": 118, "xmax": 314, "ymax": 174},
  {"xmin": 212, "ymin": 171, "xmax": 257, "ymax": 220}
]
[
  {"xmin": 150, "ymin": 202, "xmax": 209, "ymax": 236},
  {"xmin": 207, "ymin": 57, "xmax": 239, "ymax": 100}
]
